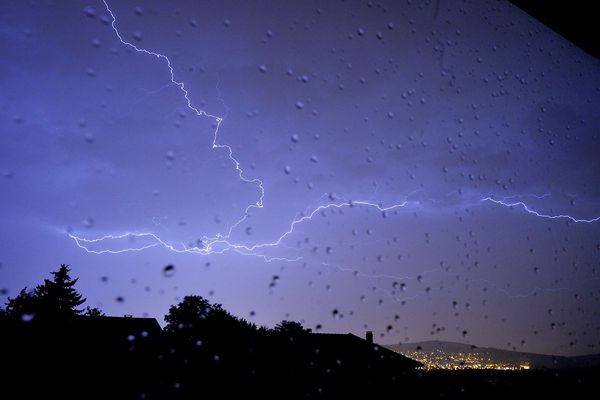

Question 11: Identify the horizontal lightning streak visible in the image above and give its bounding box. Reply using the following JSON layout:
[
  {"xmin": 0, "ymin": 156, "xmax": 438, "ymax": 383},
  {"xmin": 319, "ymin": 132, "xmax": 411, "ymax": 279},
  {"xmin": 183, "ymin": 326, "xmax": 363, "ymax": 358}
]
[
  {"xmin": 482, "ymin": 197, "xmax": 600, "ymax": 223},
  {"xmin": 68, "ymin": 200, "xmax": 410, "ymax": 258},
  {"xmin": 208, "ymin": 200, "xmax": 410, "ymax": 253}
]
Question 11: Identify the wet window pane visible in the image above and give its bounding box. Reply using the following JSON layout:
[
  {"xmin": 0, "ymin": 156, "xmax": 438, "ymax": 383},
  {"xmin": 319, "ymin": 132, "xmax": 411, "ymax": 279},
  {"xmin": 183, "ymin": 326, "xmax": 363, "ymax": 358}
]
[{"xmin": 1, "ymin": 0, "xmax": 599, "ymax": 397}]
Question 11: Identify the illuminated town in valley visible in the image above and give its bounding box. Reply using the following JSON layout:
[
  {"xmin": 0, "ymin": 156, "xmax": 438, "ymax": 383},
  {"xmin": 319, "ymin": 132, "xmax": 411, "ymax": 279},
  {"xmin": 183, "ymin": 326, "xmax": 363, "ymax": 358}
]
[{"xmin": 399, "ymin": 349, "xmax": 530, "ymax": 370}]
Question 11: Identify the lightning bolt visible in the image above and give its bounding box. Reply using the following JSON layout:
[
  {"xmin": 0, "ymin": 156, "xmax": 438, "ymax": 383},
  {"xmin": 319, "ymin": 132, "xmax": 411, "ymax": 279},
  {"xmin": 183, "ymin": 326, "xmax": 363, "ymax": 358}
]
[
  {"xmin": 70, "ymin": 1, "xmax": 600, "ymax": 262},
  {"xmin": 101, "ymin": 0, "xmax": 264, "ymax": 239},
  {"xmin": 481, "ymin": 197, "xmax": 600, "ymax": 223},
  {"xmin": 68, "ymin": 1, "xmax": 414, "ymax": 260}
]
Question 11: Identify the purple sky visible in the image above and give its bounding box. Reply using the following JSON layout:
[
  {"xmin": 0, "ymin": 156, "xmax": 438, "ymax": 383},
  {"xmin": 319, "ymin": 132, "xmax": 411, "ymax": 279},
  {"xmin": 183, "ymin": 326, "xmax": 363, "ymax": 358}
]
[{"xmin": 1, "ymin": 0, "xmax": 599, "ymax": 356}]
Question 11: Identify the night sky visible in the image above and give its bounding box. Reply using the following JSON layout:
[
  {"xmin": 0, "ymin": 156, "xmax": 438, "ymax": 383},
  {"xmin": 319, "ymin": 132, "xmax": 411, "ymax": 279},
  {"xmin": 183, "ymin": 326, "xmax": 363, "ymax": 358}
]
[{"xmin": 1, "ymin": 0, "xmax": 599, "ymax": 356}]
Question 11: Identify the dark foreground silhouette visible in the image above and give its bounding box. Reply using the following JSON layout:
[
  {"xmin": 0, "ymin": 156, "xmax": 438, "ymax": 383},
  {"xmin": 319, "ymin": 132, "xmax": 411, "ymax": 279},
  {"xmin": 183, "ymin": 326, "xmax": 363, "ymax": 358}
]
[
  {"xmin": 1, "ymin": 308, "xmax": 419, "ymax": 398},
  {"xmin": 1, "ymin": 265, "xmax": 599, "ymax": 399}
]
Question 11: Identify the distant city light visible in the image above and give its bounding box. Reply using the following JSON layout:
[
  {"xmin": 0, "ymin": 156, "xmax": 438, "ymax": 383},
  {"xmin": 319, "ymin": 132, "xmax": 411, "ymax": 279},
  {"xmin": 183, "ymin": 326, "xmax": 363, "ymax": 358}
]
[{"xmin": 398, "ymin": 349, "xmax": 531, "ymax": 371}]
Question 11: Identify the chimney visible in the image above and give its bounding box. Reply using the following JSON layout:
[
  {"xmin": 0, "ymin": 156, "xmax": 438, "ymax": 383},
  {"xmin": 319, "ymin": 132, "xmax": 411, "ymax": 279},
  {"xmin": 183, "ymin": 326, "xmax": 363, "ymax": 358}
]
[{"xmin": 366, "ymin": 331, "xmax": 373, "ymax": 344}]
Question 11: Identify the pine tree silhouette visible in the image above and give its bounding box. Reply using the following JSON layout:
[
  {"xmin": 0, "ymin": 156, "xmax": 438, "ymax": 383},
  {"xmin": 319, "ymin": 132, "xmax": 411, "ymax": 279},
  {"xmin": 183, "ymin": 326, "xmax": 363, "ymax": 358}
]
[
  {"xmin": 33, "ymin": 264, "xmax": 86, "ymax": 317},
  {"xmin": 2, "ymin": 264, "xmax": 87, "ymax": 319}
]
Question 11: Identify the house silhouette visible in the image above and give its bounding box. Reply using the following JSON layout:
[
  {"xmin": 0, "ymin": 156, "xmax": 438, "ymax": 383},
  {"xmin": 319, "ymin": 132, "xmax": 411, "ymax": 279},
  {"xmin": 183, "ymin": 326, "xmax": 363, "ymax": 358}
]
[
  {"xmin": 257, "ymin": 331, "xmax": 421, "ymax": 398},
  {"xmin": 1, "ymin": 315, "xmax": 420, "ymax": 398},
  {"xmin": 1, "ymin": 315, "xmax": 163, "ymax": 398}
]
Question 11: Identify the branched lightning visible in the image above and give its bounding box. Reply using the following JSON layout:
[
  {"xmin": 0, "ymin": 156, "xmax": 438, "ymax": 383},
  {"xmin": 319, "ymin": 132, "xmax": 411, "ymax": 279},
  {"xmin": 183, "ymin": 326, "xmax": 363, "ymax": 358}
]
[
  {"xmin": 101, "ymin": 0, "xmax": 264, "ymax": 240},
  {"xmin": 69, "ymin": 1, "xmax": 599, "ymax": 268},
  {"xmin": 68, "ymin": 199, "xmax": 411, "ymax": 259},
  {"xmin": 69, "ymin": 1, "xmax": 413, "ymax": 260}
]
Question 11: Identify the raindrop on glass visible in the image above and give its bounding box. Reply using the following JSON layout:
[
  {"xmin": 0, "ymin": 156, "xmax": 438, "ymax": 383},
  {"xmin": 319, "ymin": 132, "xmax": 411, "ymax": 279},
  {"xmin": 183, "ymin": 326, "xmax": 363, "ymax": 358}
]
[
  {"xmin": 83, "ymin": 6, "xmax": 96, "ymax": 18},
  {"xmin": 163, "ymin": 264, "xmax": 176, "ymax": 278},
  {"xmin": 21, "ymin": 313, "xmax": 35, "ymax": 322}
]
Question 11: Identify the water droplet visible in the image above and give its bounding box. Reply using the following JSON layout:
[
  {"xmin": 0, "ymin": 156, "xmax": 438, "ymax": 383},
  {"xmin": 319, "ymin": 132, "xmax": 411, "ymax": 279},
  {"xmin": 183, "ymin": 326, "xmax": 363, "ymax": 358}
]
[
  {"xmin": 83, "ymin": 6, "xmax": 97, "ymax": 18},
  {"xmin": 295, "ymin": 101, "xmax": 304, "ymax": 110},
  {"xmin": 21, "ymin": 313, "xmax": 35, "ymax": 322},
  {"xmin": 258, "ymin": 64, "xmax": 267, "ymax": 73},
  {"xmin": 163, "ymin": 264, "xmax": 175, "ymax": 278}
]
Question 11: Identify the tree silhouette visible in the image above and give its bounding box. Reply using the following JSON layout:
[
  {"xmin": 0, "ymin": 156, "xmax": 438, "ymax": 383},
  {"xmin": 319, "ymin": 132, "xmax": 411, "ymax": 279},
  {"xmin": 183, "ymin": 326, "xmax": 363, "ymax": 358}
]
[
  {"xmin": 33, "ymin": 264, "xmax": 86, "ymax": 317},
  {"xmin": 2, "ymin": 264, "xmax": 92, "ymax": 319},
  {"xmin": 165, "ymin": 295, "xmax": 259, "ymax": 339},
  {"xmin": 273, "ymin": 320, "xmax": 312, "ymax": 336},
  {"xmin": 2, "ymin": 287, "xmax": 37, "ymax": 318},
  {"xmin": 164, "ymin": 295, "xmax": 212, "ymax": 334},
  {"xmin": 83, "ymin": 306, "xmax": 104, "ymax": 317},
  {"xmin": 162, "ymin": 295, "xmax": 267, "ymax": 396}
]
